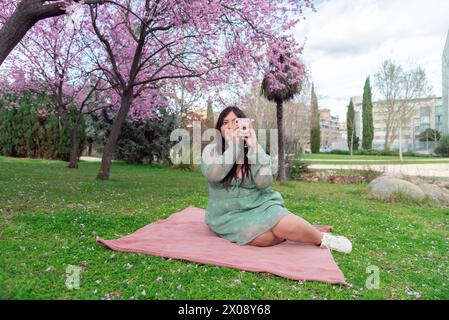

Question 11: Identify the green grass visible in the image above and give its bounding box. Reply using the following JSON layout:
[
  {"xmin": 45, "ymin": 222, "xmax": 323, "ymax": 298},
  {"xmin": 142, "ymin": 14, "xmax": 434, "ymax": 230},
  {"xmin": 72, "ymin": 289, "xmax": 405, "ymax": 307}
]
[
  {"xmin": 1, "ymin": 155, "xmax": 448, "ymax": 300},
  {"xmin": 298, "ymin": 154, "xmax": 449, "ymax": 165},
  {"xmin": 300, "ymin": 154, "xmax": 440, "ymax": 160},
  {"xmin": 302, "ymin": 161, "xmax": 449, "ymax": 165}
]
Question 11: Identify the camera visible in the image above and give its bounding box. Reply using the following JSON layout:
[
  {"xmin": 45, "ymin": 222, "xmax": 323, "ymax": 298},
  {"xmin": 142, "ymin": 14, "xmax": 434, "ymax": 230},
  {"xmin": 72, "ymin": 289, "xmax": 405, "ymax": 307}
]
[{"xmin": 235, "ymin": 118, "xmax": 253, "ymax": 137}]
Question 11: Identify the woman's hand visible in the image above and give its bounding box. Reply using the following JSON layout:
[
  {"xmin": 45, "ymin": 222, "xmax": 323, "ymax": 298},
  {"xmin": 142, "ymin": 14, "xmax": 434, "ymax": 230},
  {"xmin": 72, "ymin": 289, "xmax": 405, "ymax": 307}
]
[
  {"xmin": 223, "ymin": 128, "xmax": 241, "ymax": 144},
  {"xmin": 242, "ymin": 121, "xmax": 258, "ymax": 151}
]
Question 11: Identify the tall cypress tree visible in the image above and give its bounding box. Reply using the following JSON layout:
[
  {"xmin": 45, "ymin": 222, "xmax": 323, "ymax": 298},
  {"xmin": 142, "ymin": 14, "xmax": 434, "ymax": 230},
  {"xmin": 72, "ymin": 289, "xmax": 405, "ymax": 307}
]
[
  {"xmin": 362, "ymin": 76, "xmax": 374, "ymax": 150},
  {"xmin": 206, "ymin": 100, "xmax": 214, "ymax": 128},
  {"xmin": 346, "ymin": 99, "xmax": 359, "ymax": 153},
  {"xmin": 310, "ymin": 83, "xmax": 321, "ymax": 153}
]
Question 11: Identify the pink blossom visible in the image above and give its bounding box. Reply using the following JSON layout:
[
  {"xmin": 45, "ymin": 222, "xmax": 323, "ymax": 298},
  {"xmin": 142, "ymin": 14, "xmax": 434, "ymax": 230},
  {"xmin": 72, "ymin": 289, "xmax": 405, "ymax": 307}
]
[{"xmin": 1, "ymin": 0, "xmax": 315, "ymax": 123}]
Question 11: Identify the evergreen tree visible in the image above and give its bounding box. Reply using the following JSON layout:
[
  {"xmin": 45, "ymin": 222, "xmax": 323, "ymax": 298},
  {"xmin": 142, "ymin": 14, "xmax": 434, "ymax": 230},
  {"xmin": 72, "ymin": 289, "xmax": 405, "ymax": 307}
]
[
  {"xmin": 0, "ymin": 91, "xmax": 86, "ymax": 160},
  {"xmin": 362, "ymin": 76, "xmax": 374, "ymax": 149},
  {"xmin": 310, "ymin": 83, "xmax": 321, "ymax": 153},
  {"xmin": 419, "ymin": 128, "xmax": 441, "ymax": 142},
  {"xmin": 346, "ymin": 99, "xmax": 359, "ymax": 154},
  {"xmin": 91, "ymin": 106, "xmax": 177, "ymax": 164}
]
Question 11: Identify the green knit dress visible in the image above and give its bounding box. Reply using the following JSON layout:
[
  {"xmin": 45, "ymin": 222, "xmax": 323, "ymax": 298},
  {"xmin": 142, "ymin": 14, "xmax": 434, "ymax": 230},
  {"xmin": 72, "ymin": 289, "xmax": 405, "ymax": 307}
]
[{"xmin": 200, "ymin": 139, "xmax": 290, "ymax": 245}]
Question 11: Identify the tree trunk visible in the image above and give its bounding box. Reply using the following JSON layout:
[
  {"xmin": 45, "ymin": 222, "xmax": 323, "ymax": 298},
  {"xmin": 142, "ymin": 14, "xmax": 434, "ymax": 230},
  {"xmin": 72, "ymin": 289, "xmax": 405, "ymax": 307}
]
[
  {"xmin": 0, "ymin": 0, "xmax": 68, "ymax": 66},
  {"xmin": 384, "ymin": 136, "xmax": 391, "ymax": 152},
  {"xmin": 399, "ymin": 124, "xmax": 403, "ymax": 161},
  {"xmin": 350, "ymin": 129, "xmax": 354, "ymax": 157},
  {"xmin": 97, "ymin": 92, "xmax": 133, "ymax": 180},
  {"xmin": 88, "ymin": 142, "xmax": 93, "ymax": 156},
  {"xmin": 276, "ymin": 99, "xmax": 286, "ymax": 183},
  {"xmin": 0, "ymin": 0, "xmax": 105, "ymax": 66},
  {"xmin": 55, "ymin": 101, "xmax": 81, "ymax": 169},
  {"xmin": 68, "ymin": 127, "xmax": 79, "ymax": 168},
  {"xmin": 384, "ymin": 125, "xmax": 391, "ymax": 152}
]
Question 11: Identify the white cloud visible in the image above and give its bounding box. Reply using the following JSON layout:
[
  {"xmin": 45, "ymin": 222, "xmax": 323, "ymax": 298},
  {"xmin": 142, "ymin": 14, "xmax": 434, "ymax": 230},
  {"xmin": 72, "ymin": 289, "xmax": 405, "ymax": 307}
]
[{"xmin": 293, "ymin": 0, "xmax": 449, "ymax": 121}]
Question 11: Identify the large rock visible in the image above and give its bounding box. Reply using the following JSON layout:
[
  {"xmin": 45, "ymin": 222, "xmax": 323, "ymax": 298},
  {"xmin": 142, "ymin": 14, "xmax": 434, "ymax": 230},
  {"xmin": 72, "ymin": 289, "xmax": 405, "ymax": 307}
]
[
  {"xmin": 416, "ymin": 183, "xmax": 449, "ymax": 204},
  {"xmin": 435, "ymin": 181, "xmax": 449, "ymax": 192},
  {"xmin": 368, "ymin": 177, "xmax": 426, "ymax": 200}
]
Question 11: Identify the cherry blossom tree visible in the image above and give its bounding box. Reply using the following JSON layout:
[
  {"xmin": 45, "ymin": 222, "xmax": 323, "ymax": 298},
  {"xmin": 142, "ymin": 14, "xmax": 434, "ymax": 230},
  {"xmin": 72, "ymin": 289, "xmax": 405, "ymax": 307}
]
[
  {"xmin": 1, "ymin": 0, "xmax": 315, "ymax": 180},
  {"xmin": 0, "ymin": 16, "xmax": 111, "ymax": 168},
  {"xmin": 82, "ymin": 0, "xmax": 314, "ymax": 180},
  {"xmin": 0, "ymin": 0, "xmax": 108, "ymax": 66}
]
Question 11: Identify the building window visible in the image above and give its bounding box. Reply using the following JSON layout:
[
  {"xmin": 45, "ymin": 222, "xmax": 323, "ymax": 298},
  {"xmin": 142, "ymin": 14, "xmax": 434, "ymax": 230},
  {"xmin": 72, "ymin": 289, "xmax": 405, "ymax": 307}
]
[{"xmin": 420, "ymin": 116, "xmax": 430, "ymax": 125}]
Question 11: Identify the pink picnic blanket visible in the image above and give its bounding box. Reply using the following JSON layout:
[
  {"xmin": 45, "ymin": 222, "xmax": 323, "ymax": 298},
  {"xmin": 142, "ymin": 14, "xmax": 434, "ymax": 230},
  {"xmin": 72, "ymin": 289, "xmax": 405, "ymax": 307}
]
[{"xmin": 97, "ymin": 206, "xmax": 347, "ymax": 285}]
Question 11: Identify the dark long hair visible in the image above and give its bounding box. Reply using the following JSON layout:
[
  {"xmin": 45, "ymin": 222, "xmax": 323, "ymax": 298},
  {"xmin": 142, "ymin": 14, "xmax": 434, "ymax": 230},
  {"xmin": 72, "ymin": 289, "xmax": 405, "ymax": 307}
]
[{"xmin": 215, "ymin": 106, "xmax": 251, "ymax": 190}]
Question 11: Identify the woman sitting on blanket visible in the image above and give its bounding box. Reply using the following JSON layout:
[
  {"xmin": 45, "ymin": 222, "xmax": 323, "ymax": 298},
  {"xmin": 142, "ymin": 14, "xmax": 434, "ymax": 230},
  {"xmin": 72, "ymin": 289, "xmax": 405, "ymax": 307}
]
[{"xmin": 200, "ymin": 106, "xmax": 352, "ymax": 253}]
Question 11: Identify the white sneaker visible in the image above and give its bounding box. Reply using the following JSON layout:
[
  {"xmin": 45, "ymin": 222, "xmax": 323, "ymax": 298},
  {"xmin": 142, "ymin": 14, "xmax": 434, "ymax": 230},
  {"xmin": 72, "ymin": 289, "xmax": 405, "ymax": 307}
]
[{"xmin": 320, "ymin": 233, "xmax": 352, "ymax": 254}]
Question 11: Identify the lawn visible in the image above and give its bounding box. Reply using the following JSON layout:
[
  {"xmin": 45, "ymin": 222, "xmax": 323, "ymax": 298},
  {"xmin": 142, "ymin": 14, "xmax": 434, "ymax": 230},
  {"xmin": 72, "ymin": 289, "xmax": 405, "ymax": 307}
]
[
  {"xmin": 0, "ymin": 155, "xmax": 448, "ymax": 300},
  {"xmin": 298, "ymin": 153, "xmax": 449, "ymax": 165}
]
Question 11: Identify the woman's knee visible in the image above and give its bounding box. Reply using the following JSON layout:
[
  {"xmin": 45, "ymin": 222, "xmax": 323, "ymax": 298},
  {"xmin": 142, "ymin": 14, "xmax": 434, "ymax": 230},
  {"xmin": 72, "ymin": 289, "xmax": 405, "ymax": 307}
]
[
  {"xmin": 248, "ymin": 231, "xmax": 277, "ymax": 247},
  {"xmin": 271, "ymin": 214, "xmax": 297, "ymax": 238}
]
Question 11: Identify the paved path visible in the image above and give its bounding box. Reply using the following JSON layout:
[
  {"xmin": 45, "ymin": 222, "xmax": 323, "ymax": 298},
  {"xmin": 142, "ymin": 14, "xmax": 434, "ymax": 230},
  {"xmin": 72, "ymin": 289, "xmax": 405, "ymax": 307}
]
[
  {"xmin": 81, "ymin": 156, "xmax": 449, "ymax": 178},
  {"xmin": 303, "ymin": 158, "xmax": 449, "ymax": 162},
  {"xmin": 80, "ymin": 156, "xmax": 109, "ymax": 162},
  {"xmin": 309, "ymin": 163, "xmax": 449, "ymax": 178}
]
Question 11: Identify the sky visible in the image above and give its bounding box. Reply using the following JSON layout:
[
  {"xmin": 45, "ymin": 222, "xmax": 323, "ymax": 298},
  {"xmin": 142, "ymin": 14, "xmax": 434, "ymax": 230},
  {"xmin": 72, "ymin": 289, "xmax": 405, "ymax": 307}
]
[{"xmin": 292, "ymin": 0, "xmax": 449, "ymax": 122}]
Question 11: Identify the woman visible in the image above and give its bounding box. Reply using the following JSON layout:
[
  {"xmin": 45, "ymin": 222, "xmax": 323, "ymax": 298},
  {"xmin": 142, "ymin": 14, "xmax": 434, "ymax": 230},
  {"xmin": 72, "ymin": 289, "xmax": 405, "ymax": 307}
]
[{"xmin": 200, "ymin": 106, "xmax": 352, "ymax": 253}]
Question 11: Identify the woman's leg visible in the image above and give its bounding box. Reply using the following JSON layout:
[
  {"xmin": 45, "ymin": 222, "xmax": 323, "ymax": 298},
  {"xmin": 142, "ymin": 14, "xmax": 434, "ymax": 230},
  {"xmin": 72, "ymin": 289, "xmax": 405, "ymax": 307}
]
[
  {"xmin": 248, "ymin": 230, "xmax": 286, "ymax": 247},
  {"xmin": 271, "ymin": 213, "xmax": 322, "ymax": 245}
]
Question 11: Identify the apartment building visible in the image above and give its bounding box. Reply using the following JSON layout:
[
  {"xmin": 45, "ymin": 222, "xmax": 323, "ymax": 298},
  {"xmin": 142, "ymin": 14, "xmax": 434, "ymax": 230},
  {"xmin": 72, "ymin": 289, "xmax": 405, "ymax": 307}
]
[
  {"xmin": 442, "ymin": 29, "xmax": 449, "ymax": 135},
  {"xmin": 351, "ymin": 96, "xmax": 443, "ymax": 151},
  {"xmin": 319, "ymin": 108, "xmax": 342, "ymax": 149}
]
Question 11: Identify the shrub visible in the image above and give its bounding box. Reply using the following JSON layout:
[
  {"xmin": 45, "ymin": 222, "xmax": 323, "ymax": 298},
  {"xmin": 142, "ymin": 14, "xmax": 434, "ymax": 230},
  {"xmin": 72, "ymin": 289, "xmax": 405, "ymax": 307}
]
[
  {"xmin": 92, "ymin": 106, "xmax": 177, "ymax": 164},
  {"xmin": 418, "ymin": 128, "xmax": 441, "ymax": 142},
  {"xmin": 287, "ymin": 158, "xmax": 310, "ymax": 180},
  {"xmin": 434, "ymin": 135, "xmax": 449, "ymax": 157},
  {"xmin": 329, "ymin": 149, "xmax": 349, "ymax": 155},
  {"xmin": 356, "ymin": 149, "xmax": 382, "ymax": 156},
  {"xmin": 0, "ymin": 92, "xmax": 86, "ymax": 161},
  {"xmin": 402, "ymin": 151, "xmax": 432, "ymax": 158},
  {"xmin": 358, "ymin": 169, "xmax": 382, "ymax": 182},
  {"xmin": 375, "ymin": 149, "xmax": 400, "ymax": 156}
]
